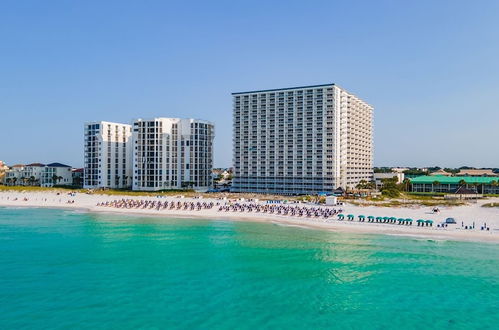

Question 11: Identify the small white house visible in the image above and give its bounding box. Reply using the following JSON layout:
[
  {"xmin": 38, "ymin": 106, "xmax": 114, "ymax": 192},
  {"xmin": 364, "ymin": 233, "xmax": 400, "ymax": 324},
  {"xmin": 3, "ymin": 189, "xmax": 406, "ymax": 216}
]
[{"xmin": 325, "ymin": 196, "xmax": 338, "ymax": 206}]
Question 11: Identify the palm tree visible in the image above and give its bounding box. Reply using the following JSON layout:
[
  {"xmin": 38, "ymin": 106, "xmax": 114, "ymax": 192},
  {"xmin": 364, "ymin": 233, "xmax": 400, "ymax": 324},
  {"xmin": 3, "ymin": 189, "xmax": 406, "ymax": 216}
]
[
  {"xmin": 12, "ymin": 177, "xmax": 17, "ymax": 186},
  {"xmin": 5, "ymin": 178, "xmax": 11, "ymax": 186},
  {"xmin": 20, "ymin": 176, "xmax": 26, "ymax": 186},
  {"xmin": 402, "ymin": 178, "xmax": 411, "ymax": 192},
  {"xmin": 52, "ymin": 174, "xmax": 59, "ymax": 186}
]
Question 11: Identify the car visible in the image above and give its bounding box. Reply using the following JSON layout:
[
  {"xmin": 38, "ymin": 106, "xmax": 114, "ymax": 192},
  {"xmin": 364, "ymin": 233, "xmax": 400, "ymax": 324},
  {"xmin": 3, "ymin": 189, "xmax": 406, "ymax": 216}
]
[{"xmin": 445, "ymin": 217, "xmax": 457, "ymax": 224}]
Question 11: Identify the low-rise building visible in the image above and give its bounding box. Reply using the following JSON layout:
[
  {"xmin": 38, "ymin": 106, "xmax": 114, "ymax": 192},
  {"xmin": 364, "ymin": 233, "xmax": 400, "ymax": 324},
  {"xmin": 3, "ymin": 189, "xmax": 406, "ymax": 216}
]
[
  {"xmin": 4, "ymin": 164, "xmax": 24, "ymax": 185},
  {"xmin": 20, "ymin": 163, "xmax": 45, "ymax": 185},
  {"xmin": 410, "ymin": 175, "xmax": 499, "ymax": 194},
  {"xmin": 429, "ymin": 169, "xmax": 452, "ymax": 176},
  {"xmin": 456, "ymin": 169, "xmax": 497, "ymax": 177},
  {"xmin": 373, "ymin": 172, "xmax": 404, "ymax": 188},
  {"xmin": 40, "ymin": 163, "xmax": 73, "ymax": 187}
]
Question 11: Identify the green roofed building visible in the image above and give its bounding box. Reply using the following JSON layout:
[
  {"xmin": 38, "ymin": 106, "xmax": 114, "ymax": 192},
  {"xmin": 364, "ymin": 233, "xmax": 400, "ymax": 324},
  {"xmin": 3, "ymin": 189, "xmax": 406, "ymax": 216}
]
[{"xmin": 410, "ymin": 175, "xmax": 499, "ymax": 194}]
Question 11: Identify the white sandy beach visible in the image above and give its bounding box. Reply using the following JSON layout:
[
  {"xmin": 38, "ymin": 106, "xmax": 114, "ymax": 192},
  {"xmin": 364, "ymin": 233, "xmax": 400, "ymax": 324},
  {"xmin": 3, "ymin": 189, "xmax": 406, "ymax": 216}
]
[{"xmin": 1, "ymin": 191, "xmax": 498, "ymax": 243}]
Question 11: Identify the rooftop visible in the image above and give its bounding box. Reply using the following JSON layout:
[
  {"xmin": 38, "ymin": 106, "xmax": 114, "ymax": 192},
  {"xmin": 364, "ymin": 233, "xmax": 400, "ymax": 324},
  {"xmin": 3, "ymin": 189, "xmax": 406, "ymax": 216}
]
[
  {"xmin": 410, "ymin": 175, "xmax": 498, "ymax": 184},
  {"xmin": 456, "ymin": 169, "xmax": 497, "ymax": 176},
  {"xmin": 26, "ymin": 163, "xmax": 45, "ymax": 167},
  {"xmin": 232, "ymin": 83, "xmax": 335, "ymax": 95},
  {"xmin": 47, "ymin": 162, "xmax": 71, "ymax": 168}
]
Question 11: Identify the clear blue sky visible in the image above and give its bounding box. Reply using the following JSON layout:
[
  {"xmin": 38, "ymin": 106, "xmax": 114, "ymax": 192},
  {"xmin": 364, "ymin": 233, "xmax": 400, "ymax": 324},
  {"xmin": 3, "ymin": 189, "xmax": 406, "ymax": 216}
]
[{"xmin": 1, "ymin": 0, "xmax": 498, "ymax": 168}]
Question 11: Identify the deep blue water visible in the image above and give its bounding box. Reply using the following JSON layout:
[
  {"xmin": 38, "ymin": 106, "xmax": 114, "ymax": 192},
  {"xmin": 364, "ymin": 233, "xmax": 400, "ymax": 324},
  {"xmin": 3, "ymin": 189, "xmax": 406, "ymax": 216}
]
[{"xmin": 1, "ymin": 207, "xmax": 498, "ymax": 329}]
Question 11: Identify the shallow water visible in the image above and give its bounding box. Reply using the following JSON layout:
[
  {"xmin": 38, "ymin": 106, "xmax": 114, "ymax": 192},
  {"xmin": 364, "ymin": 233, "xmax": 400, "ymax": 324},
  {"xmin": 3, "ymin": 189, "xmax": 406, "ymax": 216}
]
[{"xmin": 1, "ymin": 207, "xmax": 498, "ymax": 329}]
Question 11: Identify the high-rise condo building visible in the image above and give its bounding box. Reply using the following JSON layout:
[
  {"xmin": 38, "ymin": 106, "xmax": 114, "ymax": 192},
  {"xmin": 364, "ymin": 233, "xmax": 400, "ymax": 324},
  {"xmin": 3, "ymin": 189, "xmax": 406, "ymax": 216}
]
[
  {"xmin": 83, "ymin": 121, "xmax": 133, "ymax": 189},
  {"xmin": 231, "ymin": 83, "xmax": 373, "ymax": 195},
  {"xmin": 132, "ymin": 118, "xmax": 214, "ymax": 191}
]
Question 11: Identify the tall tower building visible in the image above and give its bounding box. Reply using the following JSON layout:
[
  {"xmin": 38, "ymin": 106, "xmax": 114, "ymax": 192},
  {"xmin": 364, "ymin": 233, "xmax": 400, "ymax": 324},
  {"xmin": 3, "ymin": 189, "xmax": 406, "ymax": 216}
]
[
  {"xmin": 132, "ymin": 118, "xmax": 214, "ymax": 191},
  {"xmin": 83, "ymin": 121, "xmax": 133, "ymax": 189},
  {"xmin": 231, "ymin": 84, "xmax": 373, "ymax": 195}
]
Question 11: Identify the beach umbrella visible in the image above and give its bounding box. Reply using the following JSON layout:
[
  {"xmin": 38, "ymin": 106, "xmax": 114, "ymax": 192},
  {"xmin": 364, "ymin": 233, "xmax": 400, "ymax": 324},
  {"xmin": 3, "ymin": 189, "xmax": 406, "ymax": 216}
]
[
  {"xmin": 347, "ymin": 214, "xmax": 354, "ymax": 220},
  {"xmin": 425, "ymin": 220, "xmax": 433, "ymax": 227},
  {"xmin": 375, "ymin": 216, "xmax": 382, "ymax": 222},
  {"xmin": 338, "ymin": 214, "xmax": 345, "ymax": 220},
  {"xmin": 389, "ymin": 217, "xmax": 397, "ymax": 223},
  {"xmin": 397, "ymin": 218, "xmax": 405, "ymax": 224},
  {"xmin": 358, "ymin": 215, "xmax": 365, "ymax": 222},
  {"xmin": 416, "ymin": 219, "xmax": 425, "ymax": 226},
  {"xmin": 367, "ymin": 215, "xmax": 374, "ymax": 222},
  {"xmin": 405, "ymin": 218, "xmax": 413, "ymax": 225}
]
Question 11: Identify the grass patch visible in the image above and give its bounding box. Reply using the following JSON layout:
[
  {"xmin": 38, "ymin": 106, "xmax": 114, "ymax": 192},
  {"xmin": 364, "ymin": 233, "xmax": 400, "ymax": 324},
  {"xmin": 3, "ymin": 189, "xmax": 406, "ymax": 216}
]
[{"xmin": 482, "ymin": 203, "xmax": 499, "ymax": 208}]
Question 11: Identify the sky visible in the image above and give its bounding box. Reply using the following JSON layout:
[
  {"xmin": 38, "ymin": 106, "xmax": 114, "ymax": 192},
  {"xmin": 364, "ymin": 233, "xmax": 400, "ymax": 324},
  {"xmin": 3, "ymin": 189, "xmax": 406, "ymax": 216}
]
[{"xmin": 1, "ymin": 0, "xmax": 498, "ymax": 168}]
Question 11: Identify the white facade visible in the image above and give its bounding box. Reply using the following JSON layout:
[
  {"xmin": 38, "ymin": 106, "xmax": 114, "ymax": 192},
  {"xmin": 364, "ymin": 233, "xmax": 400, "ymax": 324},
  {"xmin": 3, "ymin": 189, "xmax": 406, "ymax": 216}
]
[
  {"xmin": 20, "ymin": 163, "xmax": 45, "ymax": 185},
  {"xmin": 84, "ymin": 121, "xmax": 133, "ymax": 189},
  {"xmin": 4, "ymin": 165, "xmax": 24, "ymax": 185},
  {"xmin": 373, "ymin": 172, "xmax": 404, "ymax": 188},
  {"xmin": 40, "ymin": 163, "xmax": 73, "ymax": 187},
  {"xmin": 232, "ymin": 84, "xmax": 373, "ymax": 195},
  {"xmin": 132, "ymin": 118, "xmax": 214, "ymax": 191}
]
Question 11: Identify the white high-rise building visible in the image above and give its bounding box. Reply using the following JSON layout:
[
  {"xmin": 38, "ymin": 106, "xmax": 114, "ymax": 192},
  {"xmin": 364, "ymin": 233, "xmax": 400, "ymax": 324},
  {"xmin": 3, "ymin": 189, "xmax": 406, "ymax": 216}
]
[
  {"xmin": 132, "ymin": 118, "xmax": 214, "ymax": 191},
  {"xmin": 83, "ymin": 121, "xmax": 133, "ymax": 189},
  {"xmin": 232, "ymin": 83, "xmax": 373, "ymax": 195}
]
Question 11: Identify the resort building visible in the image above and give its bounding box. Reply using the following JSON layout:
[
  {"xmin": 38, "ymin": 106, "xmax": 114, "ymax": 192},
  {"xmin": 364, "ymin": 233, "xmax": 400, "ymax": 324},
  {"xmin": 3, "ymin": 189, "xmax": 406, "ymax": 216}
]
[
  {"xmin": 231, "ymin": 83, "xmax": 373, "ymax": 195},
  {"xmin": 373, "ymin": 172, "xmax": 405, "ymax": 189},
  {"xmin": 132, "ymin": 118, "xmax": 214, "ymax": 191},
  {"xmin": 410, "ymin": 175, "xmax": 499, "ymax": 194},
  {"xmin": 429, "ymin": 169, "xmax": 452, "ymax": 176},
  {"xmin": 19, "ymin": 163, "xmax": 46, "ymax": 186},
  {"xmin": 83, "ymin": 121, "xmax": 133, "ymax": 189},
  {"xmin": 456, "ymin": 169, "xmax": 497, "ymax": 177},
  {"xmin": 40, "ymin": 163, "xmax": 73, "ymax": 187},
  {"xmin": 4, "ymin": 164, "xmax": 24, "ymax": 185}
]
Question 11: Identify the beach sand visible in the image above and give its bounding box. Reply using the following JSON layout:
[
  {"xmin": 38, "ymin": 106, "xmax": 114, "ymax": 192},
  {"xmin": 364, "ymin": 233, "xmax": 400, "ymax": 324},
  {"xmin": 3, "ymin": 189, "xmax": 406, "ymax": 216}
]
[{"xmin": 0, "ymin": 191, "xmax": 498, "ymax": 243}]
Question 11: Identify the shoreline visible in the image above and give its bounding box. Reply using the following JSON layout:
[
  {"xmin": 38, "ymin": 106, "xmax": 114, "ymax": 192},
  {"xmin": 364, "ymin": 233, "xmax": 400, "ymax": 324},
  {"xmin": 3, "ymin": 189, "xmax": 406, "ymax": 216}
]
[{"xmin": 1, "ymin": 191, "xmax": 498, "ymax": 244}]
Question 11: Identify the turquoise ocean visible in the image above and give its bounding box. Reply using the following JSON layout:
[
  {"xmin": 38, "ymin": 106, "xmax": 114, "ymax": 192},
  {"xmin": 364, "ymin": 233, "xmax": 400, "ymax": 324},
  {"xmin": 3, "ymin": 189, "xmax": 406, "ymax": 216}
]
[{"xmin": 1, "ymin": 207, "xmax": 498, "ymax": 329}]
